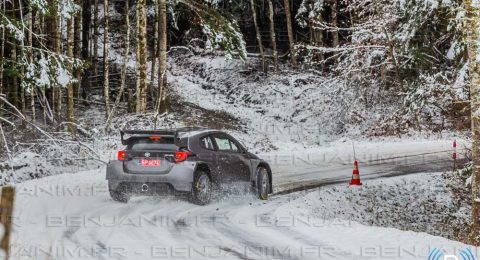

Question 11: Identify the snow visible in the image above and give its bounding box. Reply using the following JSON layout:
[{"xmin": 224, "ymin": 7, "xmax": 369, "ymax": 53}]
[
  {"xmin": 466, "ymin": 175, "xmax": 473, "ymax": 186},
  {"xmin": 9, "ymin": 169, "xmax": 476, "ymax": 260},
  {"xmin": 1, "ymin": 22, "xmax": 24, "ymax": 42},
  {"xmin": 169, "ymin": 55, "xmax": 348, "ymax": 151},
  {"xmin": 57, "ymin": 0, "xmax": 81, "ymax": 19},
  {"xmin": 1, "ymin": 2, "xmax": 474, "ymax": 257},
  {"xmin": 167, "ymin": 55, "xmax": 467, "ymax": 153}
]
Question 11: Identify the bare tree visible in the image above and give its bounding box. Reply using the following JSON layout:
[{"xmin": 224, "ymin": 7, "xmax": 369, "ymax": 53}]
[
  {"xmin": 81, "ymin": 0, "xmax": 91, "ymax": 100},
  {"xmin": 67, "ymin": 16, "xmax": 76, "ymax": 134},
  {"xmin": 28, "ymin": 4, "xmax": 35, "ymax": 121},
  {"xmin": 283, "ymin": 0, "xmax": 297, "ymax": 67},
  {"xmin": 250, "ymin": 0, "xmax": 265, "ymax": 72},
  {"xmin": 9, "ymin": 0, "xmax": 19, "ymax": 109},
  {"xmin": 103, "ymin": 0, "xmax": 110, "ymax": 116},
  {"xmin": 74, "ymin": 2, "xmax": 82, "ymax": 98},
  {"xmin": 105, "ymin": 0, "xmax": 130, "ymax": 131},
  {"xmin": 311, "ymin": 3, "xmax": 324, "ymax": 69},
  {"xmin": 93, "ymin": 0, "xmax": 99, "ymax": 79},
  {"xmin": 267, "ymin": 0, "xmax": 278, "ymax": 70},
  {"xmin": 54, "ymin": 13, "xmax": 61, "ymax": 117},
  {"xmin": 136, "ymin": 0, "xmax": 148, "ymax": 112},
  {"xmin": 150, "ymin": 0, "xmax": 159, "ymax": 106},
  {"xmin": 466, "ymin": 0, "xmax": 480, "ymax": 246},
  {"xmin": 18, "ymin": 0, "xmax": 26, "ymax": 116},
  {"xmin": 331, "ymin": 0, "xmax": 339, "ymax": 47},
  {"xmin": 0, "ymin": 0, "xmax": 4, "ymax": 105},
  {"xmin": 156, "ymin": 0, "xmax": 168, "ymax": 115}
]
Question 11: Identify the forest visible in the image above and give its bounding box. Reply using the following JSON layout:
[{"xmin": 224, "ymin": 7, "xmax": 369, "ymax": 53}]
[
  {"xmin": 3, "ymin": 0, "xmax": 480, "ymax": 251},
  {"xmin": 0, "ymin": 0, "xmax": 469, "ymax": 135}
]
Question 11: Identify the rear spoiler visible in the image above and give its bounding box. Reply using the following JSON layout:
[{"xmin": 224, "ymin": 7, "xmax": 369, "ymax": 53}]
[
  {"xmin": 120, "ymin": 130, "xmax": 176, "ymax": 145},
  {"xmin": 120, "ymin": 128, "xmax": 208, "ymax": 145}
]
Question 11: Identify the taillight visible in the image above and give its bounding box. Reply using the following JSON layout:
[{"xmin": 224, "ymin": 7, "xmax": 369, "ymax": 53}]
[
  {"xmin": 149, "ymin": 136, "xmax": 162, "ymax": 141},
  {"xmin": 118, "ymin": 150, "xmax": 126, "ymax": 161},
  {"xmin": 175, "ymin": 151, "xmax": 190, "ymax": 162}
]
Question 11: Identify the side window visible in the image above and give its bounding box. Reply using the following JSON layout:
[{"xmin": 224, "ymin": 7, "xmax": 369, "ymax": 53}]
[
  {"xmin": 200, "ymin": 136, "xmax": 215, "ymax": 150},
  {"xmin": 214, "ymin": 137, "xmax": 231, "ymax": 151},
  {"xmin": 213, "ymin": 136, "xmax": 240, "ymax": 152},
  {"xmin": 229, "ymin": 140, "xmax": 239, "ymax": 152}
]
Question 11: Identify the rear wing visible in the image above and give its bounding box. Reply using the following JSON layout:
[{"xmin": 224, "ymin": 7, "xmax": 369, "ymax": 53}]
[
  {"xmin": 120, "ymin": 127, "xmax": 208, "ymax": 145},
  {"xmin": 120, "ymin": 130, "xmax": 176, "ymax": 145}
]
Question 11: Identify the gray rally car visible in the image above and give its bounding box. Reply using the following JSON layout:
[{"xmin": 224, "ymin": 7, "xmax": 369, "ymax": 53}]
[{"xmin": 106, "ymin": 128, "xmax": 273, "ymax": 205}]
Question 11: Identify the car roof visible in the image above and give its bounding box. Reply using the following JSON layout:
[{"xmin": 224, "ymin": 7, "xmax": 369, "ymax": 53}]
[
  {"xmin": 120, "ymin": 128, "xmax": 224, "ymax": 144},
  {"xmin": 176, "ymin": 128, "xmax": 222, "ymax": 138}
]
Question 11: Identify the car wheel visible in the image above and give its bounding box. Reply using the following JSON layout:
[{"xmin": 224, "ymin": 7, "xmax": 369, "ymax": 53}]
[
  {"xmin": 256, "ymin": 167, "xmax": 270, "ymax": 200},
  {"xmin": 191, "ymin": 171, "xmax": 212, "ymax": 205},
  {"xmin": 108, "ymin": 183, "xmax": 130, "ymax": 203}
]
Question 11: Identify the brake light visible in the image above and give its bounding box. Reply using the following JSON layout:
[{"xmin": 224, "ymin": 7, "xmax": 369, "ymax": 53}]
[
  {"xmin": 175, "ymin": 151, "xmax": 190, "ymax": 162},
  {"xmin": 149, "ymin": 136, "xmax": 161, "ymax": 141},
  {"xmin": 118, "ymin": 150, "xmax": 126, "ymax": 161}
]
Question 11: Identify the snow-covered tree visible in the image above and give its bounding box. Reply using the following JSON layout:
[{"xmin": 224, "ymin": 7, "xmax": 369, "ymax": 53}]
[
  {"xmin": 174, "ymin": 0, "xmax": 247, "ymax": 60},
  {"xmin": 465, "ymin": 0, "xmax": 480, "ymax": 246}
]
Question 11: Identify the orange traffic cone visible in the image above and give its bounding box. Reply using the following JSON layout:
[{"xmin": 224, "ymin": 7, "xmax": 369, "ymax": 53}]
[{"xmin": 349, "ymin": 160, "xmax": 362, "ymax": 186}]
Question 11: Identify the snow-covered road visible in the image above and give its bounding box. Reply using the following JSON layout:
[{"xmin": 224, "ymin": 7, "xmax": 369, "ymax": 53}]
[
  {"xmin": 9, "ymin": 139, "xmax": 472, "ymax": 260},
  {"xmin": 268, "ymin": 139, "xmax": 466, "ymax": 194}
]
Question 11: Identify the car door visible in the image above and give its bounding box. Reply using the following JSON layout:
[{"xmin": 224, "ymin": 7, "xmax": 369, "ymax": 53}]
[
  {"xmin": 225, "ymin": 135, "xmax": 251, "ymax": 182},
  {"xmin": 211, "ymin": 134, "xmax": 250, "ymax": 182},
  {"xmin": 197, "ymin": 135, "xmax": 222, "ymax": 182}
]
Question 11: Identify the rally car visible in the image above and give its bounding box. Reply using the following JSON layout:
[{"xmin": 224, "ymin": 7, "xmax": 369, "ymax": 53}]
[{"xmin": 106, "ymin": 128, "xmax": 273, "ymax": 205}]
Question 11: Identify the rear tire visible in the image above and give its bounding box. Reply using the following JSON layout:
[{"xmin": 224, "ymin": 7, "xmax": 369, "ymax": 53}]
[
  {"xmin": 256, "ymin": 167, "xmax": 270, "ymax": 200},
  {"xmin": 108, "ymin": 182, "xmax": 130, "ymax": 203},
  {"xmin": 191, "ymin": 170, "xmax": 212, "ymax": 205}
]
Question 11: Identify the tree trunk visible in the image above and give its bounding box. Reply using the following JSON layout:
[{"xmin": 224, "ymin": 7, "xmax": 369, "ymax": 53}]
[
  {"xmin": 267, "ymin": 0, "xmax": 278, "ymax": 71},
  {"xmin": 283, "ymin": 0, "xmax": 297, "ymax": 67},
  {"xmin": 0, "ymin": 0, "xmax": 4, "ymax": 107},
  {"xmin": 46, "ymin": 0, "xmax": 57, "ymax": 118},
  {"xmin": 19, "ymin": 0, "xmax": 25, "ymax": 116},
  {"xmin": 466, "ymin": 0, "xmax": 480, "ymax": 246},
  {"xmin": 149, "ymin": 0, "xmax": 159, "ymax": 108},
  {"xmin": 54, "ymin": 14, "xmax": 62, "ymax": 118},
  {"xmin": 156, "ymin": 0, "xmax": 168, "ymax": 115},
  {"xmin": 0, "ymin": 187, "xmax": 15, "ymax": 260},
  {"xmin": 81, "ymin": 0, "xmax": 91, "ymax": 101},
  {"xmin": 312, "ymin": 15, "xmax": 324, "ymax": 44},
  {"xmin": 128, "ymin": 89, "xmax": 134, "ymax": 113},
  {"xmin": 93, "ymin": 0, "xmax": 99, "ymax": 80},
  {"xmin": 42, "ymin": 88, "xmax": 47, "ymax": 126},
  {"xmin": 18, "ymin": 0, "xmax": 25, "ymax": 117},
  {"xmin": 383, "ymin": 27, "xmax": 403, "ymax": 90},
  {"xmin": 74, "ymin": 3, "xmax": 82, "ymax": 99},
  {"xmin": 103, "ymin": 0, "xmax": 110, "ymax": 116},
  {"xmin": 29, "ymin": 6, "xmax": 35, "ymax": 122},
  {"xmin": 9, "ymin": 0, "xmax": 18, "ymax": 109},
  {"xmin": 250, "ymin": 0, "xmax": 265, "ymax": 72},
  {"xmin": 312, "ymin": 4, "xmax": 324, "ymax": 69},
  {"xmin": 136, "ymin": 0, "xmax": 148, "ymax": 113},
  {"xmin": 10, "ymin": 44, "xmax": 18, "ymax": 110},
  {"xmin": 67, "ymin": 18, "xmax": 76, "ymax": 134},
  {"xmin": 105, "ymin": 0, "xmax": 130, "ymax": 131},
  {"xmin": 331, "ymin": 0, "xmax": 339, "ymax": 48}
]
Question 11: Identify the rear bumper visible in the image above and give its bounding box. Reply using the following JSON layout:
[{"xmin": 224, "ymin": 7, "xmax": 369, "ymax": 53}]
[{"xmin": 106, "ymin": 161, "xmax": 195, "ymax": 192}]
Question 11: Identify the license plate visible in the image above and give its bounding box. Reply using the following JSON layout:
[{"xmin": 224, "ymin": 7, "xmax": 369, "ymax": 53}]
[{"xmin": 140, "ymin": 159, "xmax": 161, "ymax": 167}]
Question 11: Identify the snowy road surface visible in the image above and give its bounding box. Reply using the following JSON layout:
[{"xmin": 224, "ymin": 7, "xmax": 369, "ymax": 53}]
[
  {"xmin": 10, "ymin": 139, "xmax": 472, "ymax": 260},
  {"xmin": 266, "ymin": 139, "xmax": 466, "ymax": 194}
]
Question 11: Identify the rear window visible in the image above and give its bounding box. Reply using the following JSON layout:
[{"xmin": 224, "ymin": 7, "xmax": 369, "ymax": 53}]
[{"xmin": 128, "ymin": 138, "xmax": 177, "ymax": 151}]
